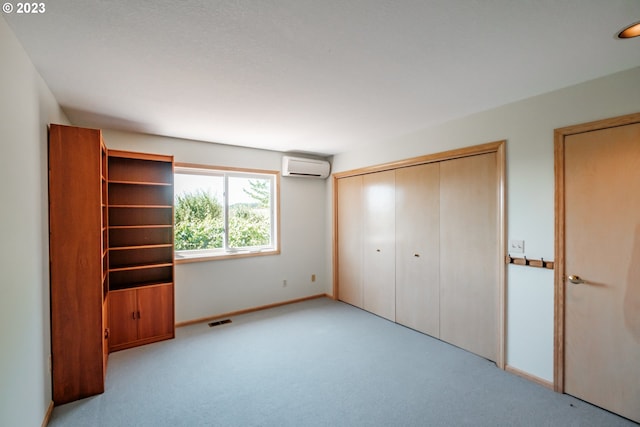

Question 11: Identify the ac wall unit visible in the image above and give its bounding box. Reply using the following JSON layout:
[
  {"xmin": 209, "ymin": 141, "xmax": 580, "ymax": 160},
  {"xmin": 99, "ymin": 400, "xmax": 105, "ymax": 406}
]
[{"xmin": 282, "ymin": 156, "xmax": 331, "ymax": 179}]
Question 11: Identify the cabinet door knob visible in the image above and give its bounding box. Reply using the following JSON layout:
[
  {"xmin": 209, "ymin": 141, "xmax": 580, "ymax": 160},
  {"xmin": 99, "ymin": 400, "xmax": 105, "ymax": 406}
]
[
  {"xmin": 414, "ymin": 253, "xmax": 420, "ymax": 257},
  {"xmin": 376, "ymin": 249, "xmax": 381, "ymax": 252},
  {"xmin": 131, "ymin": 312, "xmax": 136, "ymax": 320}
]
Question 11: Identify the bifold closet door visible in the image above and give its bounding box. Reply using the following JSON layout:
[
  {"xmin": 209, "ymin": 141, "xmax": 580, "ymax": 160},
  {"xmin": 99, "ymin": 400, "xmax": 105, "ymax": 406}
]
[
  {"xmin": 363, "ymin": 170, "xmax": 396, "ymax": 321},
  {"xmin": 439, "ymin": 153, "xmax": 498, "ymax": 362},
  {"xmin": 336, "ymin": 175, "xmax": 364, "ymax": 308},
  {"xmin": 395, "ymin": 163, "xmax": 440, "ymax": 337}
]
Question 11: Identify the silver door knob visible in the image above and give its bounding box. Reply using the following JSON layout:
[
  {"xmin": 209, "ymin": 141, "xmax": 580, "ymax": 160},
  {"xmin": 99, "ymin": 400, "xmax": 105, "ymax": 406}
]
[{"xmin": 568, "ymin": 275, "xmax": 585, "ymax": 284}]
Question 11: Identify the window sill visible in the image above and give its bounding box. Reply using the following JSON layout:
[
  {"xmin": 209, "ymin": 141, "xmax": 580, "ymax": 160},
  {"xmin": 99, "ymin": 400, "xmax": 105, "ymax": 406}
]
[{"xmin": 175, "ymin": 248, "xmax": 280, "ymax": 264}]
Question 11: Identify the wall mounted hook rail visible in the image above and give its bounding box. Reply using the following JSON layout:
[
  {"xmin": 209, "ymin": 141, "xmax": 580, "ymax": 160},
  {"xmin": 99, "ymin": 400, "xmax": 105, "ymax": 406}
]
[{"xmin": 506, "ymin": 254, "xmax": 554, "ymax": 269}]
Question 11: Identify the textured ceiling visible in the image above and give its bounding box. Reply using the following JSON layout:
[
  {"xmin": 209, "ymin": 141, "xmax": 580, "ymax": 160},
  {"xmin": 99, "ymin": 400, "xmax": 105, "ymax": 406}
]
[{"xmin": 4, "ymin": 0, "xmax": 640, "ymax": 155}]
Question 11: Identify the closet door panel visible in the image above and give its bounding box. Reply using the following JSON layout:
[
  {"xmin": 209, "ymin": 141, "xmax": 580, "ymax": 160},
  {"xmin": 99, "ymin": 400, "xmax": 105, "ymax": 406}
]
[
  {"xmin": 363, "ymin": 170, "xmax": 396, "ymax": 321},
  {"xmin": 395, "ymin": 163, "xmax": 440, "ymax": 336},
  {"xmin": 440, "ymin": 153, "xmax": 498, "ymax": 361},
  {"xmin": 336, "ymin": 175, "xmax": 364, "ymax": 307}
]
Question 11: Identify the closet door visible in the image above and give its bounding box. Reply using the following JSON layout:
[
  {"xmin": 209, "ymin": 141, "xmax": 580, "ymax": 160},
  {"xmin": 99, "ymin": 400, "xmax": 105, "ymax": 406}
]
[
  {"xmin": 363, "ymin": 170, "xmax": 396, "ymax": 321},
  {"xmin": 439, "ymin": 153, "xmax": 498, "ymax": 361},
  {"xmin": 395, "ymin": 163, "xmax": 440, "ymax": 336},
  {"xmin": 336, "ymin": 175, "xmax": 364, "ymax": 307}
]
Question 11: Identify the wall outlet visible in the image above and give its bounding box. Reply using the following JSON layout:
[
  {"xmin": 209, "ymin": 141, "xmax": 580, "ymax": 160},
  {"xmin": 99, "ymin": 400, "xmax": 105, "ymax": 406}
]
[
  {"xmin": 509, "ymin": 239, "xmax": 525, "ymax": 253},
  {"xmin": 311, "ymin": 274, "xmax": 316, "ymax": 282}
]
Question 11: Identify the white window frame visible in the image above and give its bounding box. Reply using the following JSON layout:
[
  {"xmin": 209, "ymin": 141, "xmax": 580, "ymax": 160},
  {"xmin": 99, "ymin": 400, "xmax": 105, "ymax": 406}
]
[{"xmin": 174, "ymin": 163, "xmax": 280, "ymax": 263}]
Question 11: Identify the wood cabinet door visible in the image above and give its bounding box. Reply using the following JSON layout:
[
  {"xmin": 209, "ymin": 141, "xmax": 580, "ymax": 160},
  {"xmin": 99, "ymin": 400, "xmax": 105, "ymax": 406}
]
[
  {"xmin": 108, "ymin": 290, "xmax": 138, "ymax": 349},
  {"xmin": 137, "ymin": 285, "xmax": 174, "ymax": 341},
  {"xmin": 103, "ymin": 298, "xmax": 109, "ymax": 373},
  {"xmin": 336, "ymin": 175, "xmax": 364, "ymax": 308},
  {"xmin": 439, "ymin": 153, "xmax": 498, "ymax": 362},
  {"xmin": 363, "ymin": 170, "xmax": 396, "ymax": 321},
  {"xmin": 395, "ymin": 163, "xmax": 440, "ymax": 337}
]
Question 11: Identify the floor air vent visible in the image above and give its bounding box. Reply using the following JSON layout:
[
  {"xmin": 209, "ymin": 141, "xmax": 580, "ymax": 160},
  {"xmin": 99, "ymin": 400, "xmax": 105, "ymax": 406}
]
[{"xmin": 208, "ymin": 319, "xmax": 232, "ymax": 328}]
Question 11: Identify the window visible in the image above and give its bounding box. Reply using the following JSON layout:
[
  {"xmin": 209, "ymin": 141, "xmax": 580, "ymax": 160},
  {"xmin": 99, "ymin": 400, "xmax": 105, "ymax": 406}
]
[{"xmin": 174, "ymin": 164, "xmax": 279, "ymax": 262}]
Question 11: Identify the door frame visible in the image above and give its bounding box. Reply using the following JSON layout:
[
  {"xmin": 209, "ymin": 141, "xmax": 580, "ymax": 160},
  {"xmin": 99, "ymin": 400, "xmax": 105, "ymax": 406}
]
[
  {"xmin": 332, "ymin": 140, "xmax": 506, "ymax": 369},
  {"xmin": 553, "ymin": 111, "xmax": 640, "ymax": 392}
]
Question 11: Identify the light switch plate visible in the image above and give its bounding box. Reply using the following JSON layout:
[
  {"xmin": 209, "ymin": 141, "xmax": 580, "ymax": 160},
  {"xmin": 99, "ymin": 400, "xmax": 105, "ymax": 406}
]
[{"xmin": 509, "ymin": 239, "xmax": 525, "ymax": 253}]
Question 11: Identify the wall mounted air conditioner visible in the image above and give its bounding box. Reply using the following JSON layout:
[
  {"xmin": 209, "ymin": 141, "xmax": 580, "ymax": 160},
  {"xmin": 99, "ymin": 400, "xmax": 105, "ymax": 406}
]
[{"xmin": 282, "ymin": 156, "xmax": 331, "ymax": 179}]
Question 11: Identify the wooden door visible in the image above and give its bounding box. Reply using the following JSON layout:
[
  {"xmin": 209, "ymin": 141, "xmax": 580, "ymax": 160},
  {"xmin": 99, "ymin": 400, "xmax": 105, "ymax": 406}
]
[
  {"xmin": 108, "ymin": 289, "xmax": 138, "ymax": 349},
  {"xmin": 137, "ymin": 284, "xmax": 174, "ymax": 340},
  {"xmin": 439, "ymin": 153, "xmax": 498, "ymax": 361},
  {"xmin": 363, "ymin": 170, "xmax": 396, "ymax": 321},
  {"xmin": 395, "ymin": 163, "xmax": 440, "ymax": 336},
  {"xmin": 336, "ymin": 175, "xmax": 364, "ymax": 308},
  {"xmin": 561, "ymin": 120, "xmax": 640, "ymax": 423}
]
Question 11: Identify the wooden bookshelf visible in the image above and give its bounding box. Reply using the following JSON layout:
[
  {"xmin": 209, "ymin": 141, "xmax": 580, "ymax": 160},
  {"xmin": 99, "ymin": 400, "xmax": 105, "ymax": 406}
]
[
  {"xmin": 107, "ymin": 150, "xmax": 175, "ymax": 351},
  {"xmin": 49, "ymin": 124, "xmax": 108, "ymax": 404},
  {"xmin": 49, "ymin": 127, "xmax": 177, "ymax": 402}
]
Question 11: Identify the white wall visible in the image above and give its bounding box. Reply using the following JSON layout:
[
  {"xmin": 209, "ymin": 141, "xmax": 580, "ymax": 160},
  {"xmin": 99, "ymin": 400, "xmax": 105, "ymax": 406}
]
[
  {"xmin": 103, "ymin": 130, "xmax": 328, "ymax": 323},
  {"xmin": 329, "ymin": 66, "xmax": 640, "ymax": 382},
  {"xmin": 0, "ymin": 17, "xmax": 70, "ymax": 427}
]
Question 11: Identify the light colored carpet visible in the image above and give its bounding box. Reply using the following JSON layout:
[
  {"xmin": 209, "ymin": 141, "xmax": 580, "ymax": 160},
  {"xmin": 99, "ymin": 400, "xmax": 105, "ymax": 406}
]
[{"xmin": 49, "ymin": 297, "xmax": 636, "ymax": 426}]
